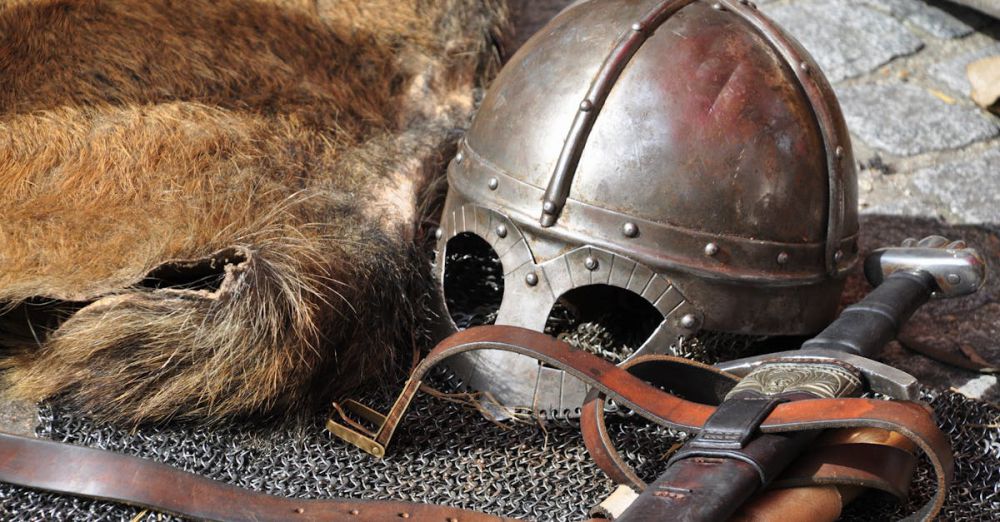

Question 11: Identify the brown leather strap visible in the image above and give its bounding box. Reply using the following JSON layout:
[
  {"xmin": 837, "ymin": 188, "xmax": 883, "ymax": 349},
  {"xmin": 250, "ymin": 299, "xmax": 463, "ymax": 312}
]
[
  {"xmin": 578, "ymin": 357, "xmax": 918, "ymax": 501},
  {"xmin": 772, "ymin": 442, "xmax": 917, "ymax": 499},
  {"xmin": 0, "ymin": 432, "xmax": 512, "ymax": 522},
  {"xmin": 413, "ymin": 327, "xmax": 952, "ymax": 522}
]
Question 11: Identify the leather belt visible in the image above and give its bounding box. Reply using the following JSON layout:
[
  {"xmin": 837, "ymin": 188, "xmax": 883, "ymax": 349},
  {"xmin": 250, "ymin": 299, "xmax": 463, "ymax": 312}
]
[
  {"xmin": 0, "ymin": 432, "xmax": 514, "ymax": 522},
  {"xmin": 0, "ymin": 325, "xmax": 951, "ymax": 521}
]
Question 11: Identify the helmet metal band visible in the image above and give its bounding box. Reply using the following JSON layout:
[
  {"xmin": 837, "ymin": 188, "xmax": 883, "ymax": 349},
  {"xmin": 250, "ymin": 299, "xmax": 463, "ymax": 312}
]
[{"xmin": 435, "ymin": 202, "xmax": 700, "ymax": 416}]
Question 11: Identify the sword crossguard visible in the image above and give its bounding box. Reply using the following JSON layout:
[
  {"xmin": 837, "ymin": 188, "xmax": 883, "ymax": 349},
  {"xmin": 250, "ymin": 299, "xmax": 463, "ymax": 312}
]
[{"xmin": 865, "ymin": 235, "xmax": 986, "ymax": 298}]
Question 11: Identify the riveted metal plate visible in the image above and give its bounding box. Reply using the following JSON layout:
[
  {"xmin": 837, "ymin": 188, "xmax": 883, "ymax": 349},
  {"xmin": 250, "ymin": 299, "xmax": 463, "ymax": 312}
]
[
  {"xmin": 609, "ymin": 255, "xmax": 637, "ymax": 289},
  {"xmin": 627, "ymin": 263, "xmax": 655, "ymax": 296}
]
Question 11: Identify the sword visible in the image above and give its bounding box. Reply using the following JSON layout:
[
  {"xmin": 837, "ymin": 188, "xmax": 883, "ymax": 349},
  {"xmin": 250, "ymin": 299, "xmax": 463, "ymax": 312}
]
[{"xmin": 614, "ymin": 236, "xmax": 986, "ymax": 521}]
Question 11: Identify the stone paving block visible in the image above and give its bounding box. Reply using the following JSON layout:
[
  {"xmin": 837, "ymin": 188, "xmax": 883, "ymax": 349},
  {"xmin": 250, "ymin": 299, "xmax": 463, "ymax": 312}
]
[
  {"xmin": 928, "ymin": 43, "xmax": 1000, "ymax": 97},
  {"xmin": 838, "ymin": 82, "xmax": 999, "ymax": 155},
  {"xmin": 762, "ymin": 0, "xmax": 924, "ymax": 82},
  {"xmin": 912, "ymin": 147, "xmax": 1000, "ymax": 224},
  {"xmin": 861, "ymin": 196, "xmax": 946, "ymax": 218},
  {"xmin": 855, "ymin": 0, "xmax": 981, "ymax": 39}
]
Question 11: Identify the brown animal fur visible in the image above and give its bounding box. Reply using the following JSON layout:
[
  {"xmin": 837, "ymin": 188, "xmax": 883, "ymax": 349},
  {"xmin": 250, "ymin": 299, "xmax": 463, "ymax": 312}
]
[{"xmin": 0, "ymin": 0, "xmax": 507, "ymax": 424}]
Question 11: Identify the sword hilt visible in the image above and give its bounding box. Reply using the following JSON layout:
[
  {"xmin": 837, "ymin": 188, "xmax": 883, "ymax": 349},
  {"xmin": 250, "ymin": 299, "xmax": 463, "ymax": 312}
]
[
  {"xmin": 616, "ymin": 236, "xmax": 986, "ymax": 521},
  {"xmin": 802, "ymin": 235, "xmax": 985, "ymax": 360}
]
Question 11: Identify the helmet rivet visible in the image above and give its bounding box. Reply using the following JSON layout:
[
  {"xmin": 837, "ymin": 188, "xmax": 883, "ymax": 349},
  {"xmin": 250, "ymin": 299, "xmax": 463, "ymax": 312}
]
[
  {"xmin": 525, "ymin": 272, "xmax": 539, "ymax": 286},
  {"xmin": 495, "ymin": 224, "xmax": 508, "ymax": 238},
  {"xmin": 834, "ymin": 145, "xmax": 845, "ymax": 159},
  {"xmin": 631, "ymin": 22, "xmax": 643, "ymax": 32},
  {"xmin": 799, "ymin": 61, "xmax": 810, "ymax": 73},
  {"xmin": 579, "ymin": 99, "xmax": 594, "ymax": 112},
  {"xmin": 584, "ymin": 257, "xmax": 599, "ymax": 271},
  {"xmin": 776, "ymin": 252, "xmax": 789, "ymax": 265},
  {"xmin": 455, "ymin": 151, "xmax": 464, "ymax": 163},
  {"xmin": 434, "ymin": 227, "xmax": 443, "ymax": 240},
  {"xmin": 680, "ymin": 314, "xmax": 700, "ymax": 330},
  {"xmin": 704, "ymin": 242, "xmax": 720, "ymax": 257},
  {"xmin": 542, "ymin": 200, "xmax": 557, "ymax": 214},
  {"xmin": 947, "ymin": 274, "xmax": 961, "ymax": 285},
  {"xmin": 834, "ymin": 250, "xmax": 844, "ymax": 263},
  {"xmin": 488, "ymin": 177, "xmax": 499, "ymax": 190},
  {"xmin": 622, "ymin": 222, "xmax": 639, "ymax": 238}
]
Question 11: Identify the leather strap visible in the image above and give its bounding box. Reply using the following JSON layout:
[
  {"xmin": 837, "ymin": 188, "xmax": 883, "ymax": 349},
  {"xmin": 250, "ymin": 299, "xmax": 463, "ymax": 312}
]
[
  {"xmin": 0, "ymin": 432, "xmax": 513, "ymax": 522},
  {"xmin": 579, "ymin": 356, "xmax": 919, "ymax": 500},
  {"xmin": 0, "ymin": 325, "xmax": 950, "ymax": 521},
  {"xmin": 415, "ymin": 327, "xmax": 952, "ymax": 522},
  {"xmin": 772, "ymin": 442, "xmax": 917, "ymax": 499}
]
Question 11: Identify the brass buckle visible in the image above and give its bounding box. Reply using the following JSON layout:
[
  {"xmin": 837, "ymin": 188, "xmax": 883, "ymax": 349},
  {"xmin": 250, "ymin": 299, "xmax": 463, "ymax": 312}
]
[{"xmin": 326, "ymin": 378, "xmax": 421, "ymax": 458}]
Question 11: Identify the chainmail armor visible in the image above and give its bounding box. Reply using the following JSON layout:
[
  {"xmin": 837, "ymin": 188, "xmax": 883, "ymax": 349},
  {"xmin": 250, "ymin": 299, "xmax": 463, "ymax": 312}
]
[{"xmin": 1, "ymin": 260, "xmax": 998, "ymax": 520}]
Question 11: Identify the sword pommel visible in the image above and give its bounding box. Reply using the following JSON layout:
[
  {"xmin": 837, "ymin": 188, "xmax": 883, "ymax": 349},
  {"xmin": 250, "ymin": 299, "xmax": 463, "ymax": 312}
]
[{"xmin": 865, "ymin": 235, "xmax": 986, "ymax": 298}]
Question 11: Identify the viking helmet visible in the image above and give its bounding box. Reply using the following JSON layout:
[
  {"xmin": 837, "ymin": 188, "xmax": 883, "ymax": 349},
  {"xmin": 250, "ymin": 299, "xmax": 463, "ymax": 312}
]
[{"xmin": 432, "ymin": 0, "xmax": 858, "ymax": 415}]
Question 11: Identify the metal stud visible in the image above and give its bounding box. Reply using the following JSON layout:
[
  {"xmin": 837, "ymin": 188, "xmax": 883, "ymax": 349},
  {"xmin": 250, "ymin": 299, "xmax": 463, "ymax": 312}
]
[
  {"xmin": 495, "ymin": 224, "xmax": 508, "ymax": 238},
  {"xmin": 631, "ymin": 22, "xmax": 643, "ymax": 32},
  {"xmin": 542, "ymin": 200, "xmax": 557, "ymax": 214},
  {"xmin": 680, "ymin": 314, "xmax": 700, "ymax": 330},
  {"xmin": 834, "ymin": 250, "xmax": 844, "ymax": 263},
  {"xmin": 704, "ymin": 242, "xmax": 720, "ymax": 257},
  {"xmin": 712, "ymin": 2, "xmax": 724, "ymax": 10},
  {"xmin": 579, "ymin": 99, "xmax": 594, "ymax": 112},
  {"xmin": 525, "ymin": 272, "xmax": 539, "ymax": 286},
  {"xmin": 350, "ymin": 510, "xmax": 360, "ymax": 516},
  {"xmin": 799, "ymin": 61, "xmax": 810, "ymax": 73},
  {"xmin": 776, "ymin": 252, "xmax": 789, "ymax": 265},
  {"xmin": 835, "ymin": 145, "xmax": 845, "ymax": 159},
  {"xmin": 584, "ymin": 257, "xmax": 599, "ymax": 271},
  {"xmin": 399, "ymin": 513, "xmax": 410, "ymax": 519},
  {"xmin": 488, "ymin": 177, "xmax": 499, "ymax": 190},
  {"xmin": 455, "ymin": 151, "xmax": 464, "ymax": 163},
  {"xmin": 622, "ymin": 222, "xmax": 639, "ymax": 238},
  {"xmin": 434, "ymin": 227, "xmax": 443, "ymax": 240},
  {"xmin": 947, "ymin": 274, "xmax": 961, "ymax": 285}
]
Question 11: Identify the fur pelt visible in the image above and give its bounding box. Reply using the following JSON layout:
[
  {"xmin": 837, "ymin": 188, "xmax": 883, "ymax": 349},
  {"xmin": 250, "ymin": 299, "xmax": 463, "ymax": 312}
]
[{"xmin": 0, "ymin": 0, "xmax": 507, "ymax": 424}]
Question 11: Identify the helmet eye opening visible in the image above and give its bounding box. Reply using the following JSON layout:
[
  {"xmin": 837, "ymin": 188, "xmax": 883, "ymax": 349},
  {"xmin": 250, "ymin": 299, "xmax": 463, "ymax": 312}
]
[
  {"xmin": 543, "ymin": 284, "xmax": 663, "ymax": 363},
  {"xmin": 442, "ymin": 232, "xmax": 504, "ymax": 329}
]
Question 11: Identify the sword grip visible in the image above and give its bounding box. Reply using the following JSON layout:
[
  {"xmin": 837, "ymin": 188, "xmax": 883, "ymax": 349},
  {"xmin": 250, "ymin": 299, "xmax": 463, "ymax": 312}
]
[
  {"xmin": 801, "ymin": 270, "xmax": 934, "ymax": 358},
  {"xmin": 802, "ymin": 235, "xmax": 985, "ymax": 359}
]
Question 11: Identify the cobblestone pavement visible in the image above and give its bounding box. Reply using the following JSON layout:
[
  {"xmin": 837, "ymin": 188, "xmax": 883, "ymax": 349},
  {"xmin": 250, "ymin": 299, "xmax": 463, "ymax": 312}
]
[{"xmin": 509, "ymin": 0, "xmax": 1000, "ymax": 403}]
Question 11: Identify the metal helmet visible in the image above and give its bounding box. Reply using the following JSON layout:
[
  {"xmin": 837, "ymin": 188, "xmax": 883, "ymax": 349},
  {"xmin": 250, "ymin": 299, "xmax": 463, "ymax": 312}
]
[{"xmin": 432, "ymin": 0, "xmax": 858, "ymax": 415}]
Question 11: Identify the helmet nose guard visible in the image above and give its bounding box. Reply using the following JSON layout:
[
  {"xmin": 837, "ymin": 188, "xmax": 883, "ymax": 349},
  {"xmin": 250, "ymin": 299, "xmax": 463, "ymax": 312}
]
[{"xmin": 431, "ymin": 0, "xmax": 859, "ymax": 418}]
